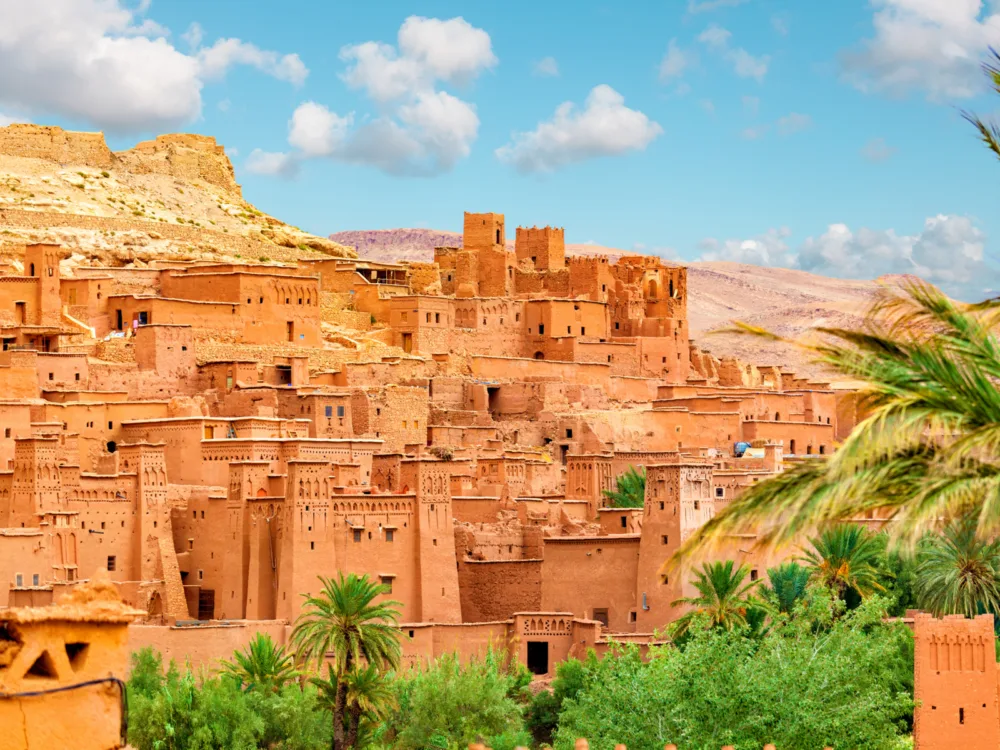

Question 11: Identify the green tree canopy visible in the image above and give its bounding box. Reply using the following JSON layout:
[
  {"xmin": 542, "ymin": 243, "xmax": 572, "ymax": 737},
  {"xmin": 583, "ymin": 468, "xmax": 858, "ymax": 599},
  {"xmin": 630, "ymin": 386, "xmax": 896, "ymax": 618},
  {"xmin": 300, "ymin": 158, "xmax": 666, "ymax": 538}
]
[{"xmin": 602, "ymin": 466, "xmax": 645, "ymax": 508}]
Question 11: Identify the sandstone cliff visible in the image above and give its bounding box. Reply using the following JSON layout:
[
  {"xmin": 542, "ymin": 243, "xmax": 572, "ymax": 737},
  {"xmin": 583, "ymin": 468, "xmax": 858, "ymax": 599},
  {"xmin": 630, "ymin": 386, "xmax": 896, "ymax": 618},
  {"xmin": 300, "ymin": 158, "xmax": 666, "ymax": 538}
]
[{"xmin": 0, "ymin": 123, "xmax": 355, "ymax": 267}]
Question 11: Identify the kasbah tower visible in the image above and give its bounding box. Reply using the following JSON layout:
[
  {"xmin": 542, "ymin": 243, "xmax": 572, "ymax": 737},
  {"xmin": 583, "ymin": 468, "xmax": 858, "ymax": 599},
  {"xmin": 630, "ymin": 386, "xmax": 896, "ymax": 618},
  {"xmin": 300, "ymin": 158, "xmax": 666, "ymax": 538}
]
[{"xmin": 0, "ymin": 124, "xmax": 982, "ymax": 749}]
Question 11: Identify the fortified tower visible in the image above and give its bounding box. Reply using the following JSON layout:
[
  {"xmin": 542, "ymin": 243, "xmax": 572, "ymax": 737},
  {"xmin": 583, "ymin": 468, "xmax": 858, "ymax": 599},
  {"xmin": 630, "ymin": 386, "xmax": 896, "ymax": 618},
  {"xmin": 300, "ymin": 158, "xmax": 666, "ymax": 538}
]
[
  {"xmin": 463, "ymin": 211, "xmax": 513, "ymax": 298},
  {"xmin": 24, "ymin": 243, "xmax": 64, "ymax": 327},
  {"xmin": 8, "ymin": 437, "xmax": 62, "ymax": 528},
  {"xmin": 516, "ymin": 226, "xmax": 565, "ymax": 271},
  {"xmin": 407, "ymin": 458, "xmax": 462, "ymax": 623},
  {"xmin": 220, "ymin": 460, "xmax": 271, "ymax": 619},
  {"xmin": 634, "ymin": 461, "xmax": 713, "ymax": 630}
]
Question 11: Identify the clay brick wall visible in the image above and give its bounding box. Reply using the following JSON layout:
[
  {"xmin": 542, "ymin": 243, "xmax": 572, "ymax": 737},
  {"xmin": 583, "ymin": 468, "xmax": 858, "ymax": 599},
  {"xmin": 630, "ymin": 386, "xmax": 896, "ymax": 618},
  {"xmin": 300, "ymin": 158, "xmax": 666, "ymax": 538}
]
[
  {"xmin": 914, "ymin": 613, "xmax": 999, "ymax": 750},
  {"xmin": 515, "ymin": 226, "xmax": 565, "ymax": 271},
  {"xmin": 458, "ymin": 559, "xmax": 542, "ymax": 622}
]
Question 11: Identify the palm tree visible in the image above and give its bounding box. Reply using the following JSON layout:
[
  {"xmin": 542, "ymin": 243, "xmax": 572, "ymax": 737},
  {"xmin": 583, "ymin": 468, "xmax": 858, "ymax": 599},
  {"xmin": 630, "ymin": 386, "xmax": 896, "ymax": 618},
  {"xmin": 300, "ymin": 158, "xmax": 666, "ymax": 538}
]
[
  {"xmin": 761, "ymin": 561, "xmax": 811, "ymax": 615},
  {"xmin": 218, "ymin": 632, "xmax": 300, "ymax": 693},
  {"xmin": 801, "ymin": 526, "xmax": 887, "ymax": 603},
  {"xmin": 915, "ymin": 516, "xmax": 1000, "ymax": 617},
  {"xmin": 669, "ymin": 51, "xmax": 1000, "ymax": 566},
  {"xmin": 670, "ymin": 560, "xmax": 760, "ymax": 638},
  {"xmin": 603, "ymin": 466, "xmax": 645, "ymax": 508},
  {"xmin": 670, "ymin": 279, "xmax": 1000, "ymax": 566},
  {"xmin": 290, "ymin": 573, "xmax": 402, "ymax": 750},
  {"xmin": 312, "ymin": 663, "xmax": 397, "ymax": 749},
  {"xmin": 963, "ymin": 48, "xmax": 1000, "ymax": 163}
]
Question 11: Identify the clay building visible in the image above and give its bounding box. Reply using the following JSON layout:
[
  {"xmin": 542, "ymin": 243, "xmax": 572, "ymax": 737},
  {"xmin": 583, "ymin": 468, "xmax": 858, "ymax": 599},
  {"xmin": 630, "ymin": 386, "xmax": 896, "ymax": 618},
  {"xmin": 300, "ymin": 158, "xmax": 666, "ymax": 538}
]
[{"xmin": 0, "ymin": 213, "xmax": 855, "ymax": 680}]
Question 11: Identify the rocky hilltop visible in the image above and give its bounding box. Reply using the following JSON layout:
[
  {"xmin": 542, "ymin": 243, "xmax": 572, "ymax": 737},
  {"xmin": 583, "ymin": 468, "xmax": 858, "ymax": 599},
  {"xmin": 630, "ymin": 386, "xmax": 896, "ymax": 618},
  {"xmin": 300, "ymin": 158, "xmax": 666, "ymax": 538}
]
[
  {"xmin": 0, "ymin": 123, "xmax": 354, "ymax": 267},
  {"xmin": 331, "ymin": 227, "xmax": 880, "ymax": 378}
]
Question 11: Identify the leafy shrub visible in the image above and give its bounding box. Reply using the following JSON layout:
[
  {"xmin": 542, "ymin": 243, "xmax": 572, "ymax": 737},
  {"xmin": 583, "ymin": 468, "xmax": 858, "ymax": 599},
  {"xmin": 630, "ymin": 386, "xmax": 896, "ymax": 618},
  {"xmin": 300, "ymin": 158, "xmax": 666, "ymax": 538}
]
[{"xmin": 555, "ymin": 596, "xmax": 914, "ymax": 750}]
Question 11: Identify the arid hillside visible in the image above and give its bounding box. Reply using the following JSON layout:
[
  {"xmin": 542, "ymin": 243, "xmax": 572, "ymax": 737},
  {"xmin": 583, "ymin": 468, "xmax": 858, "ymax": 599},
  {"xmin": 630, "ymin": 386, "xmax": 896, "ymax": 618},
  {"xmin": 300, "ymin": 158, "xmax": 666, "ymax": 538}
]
[
  {"xmin": 330, "ymin": 227, "xmax": 881, "ymax": 377},
  {"xmin": 0, "ymin": 124, "xmax": 355, "ymax": 269}
]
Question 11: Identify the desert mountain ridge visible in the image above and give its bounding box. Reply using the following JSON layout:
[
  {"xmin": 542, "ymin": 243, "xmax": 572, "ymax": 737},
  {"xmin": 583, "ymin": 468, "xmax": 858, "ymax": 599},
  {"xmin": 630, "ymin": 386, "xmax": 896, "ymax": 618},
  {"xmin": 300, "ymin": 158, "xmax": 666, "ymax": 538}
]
[
  {"xmin": 330, "ymin": 227, "xmax": 890, "ymax": 379},
  {"xmin": 0, "ymin": 123, "xmax": 355, "ymax": 268}
]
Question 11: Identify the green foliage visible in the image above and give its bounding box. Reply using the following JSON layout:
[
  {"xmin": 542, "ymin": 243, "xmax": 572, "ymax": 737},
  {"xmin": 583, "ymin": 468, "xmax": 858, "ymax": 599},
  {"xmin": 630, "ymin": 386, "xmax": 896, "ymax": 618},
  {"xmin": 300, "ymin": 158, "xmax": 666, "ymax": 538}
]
[
  {"xmin": 761, "ymin": 561, "xmax": 811, "ymax": 614},
  {"xmin": 526, "ymin": 656, "xmax": 590, "ymax": 745},
  {"xmin": 290, "ymin": 573, "xmax": 402, "ymax": 749},
  {"xmin": 676, "ymin": 281, "xmax": 1000, "ymax": 561},
  {"xmin": 802, "ymin": 525, "xmax": 887, "ymax": 604},
  {"xmin": 963, "ymin": 49, "xmax": 1000, "ymax": 163},
  {"xmin": 915, "ymin": 515, "xmax": 1000, "ymax": 617},
  {"xmin": 670, "ymin": 560, "xmax": 761, "ymax": 638},
  {"xmin": 602, "ymin": 466, "xmax": 645, "ymax": 508},
  {"xmin": 880, "ymin": 547, "xmax": 919, "ymax": 617},
  {"xmin": 555, "ymin": 596, "xmax": 914, "ymax": 750},
  {"xmin": 127, "ymin": 647, "xmax": 329, "ymax": 750},
  {"xmin": 218, "ymin": 632, "xmax": 300, "ymax": 693},
  {"xmin": 383, "ymin": 649, "xmax": 529, "ymax": 750}
]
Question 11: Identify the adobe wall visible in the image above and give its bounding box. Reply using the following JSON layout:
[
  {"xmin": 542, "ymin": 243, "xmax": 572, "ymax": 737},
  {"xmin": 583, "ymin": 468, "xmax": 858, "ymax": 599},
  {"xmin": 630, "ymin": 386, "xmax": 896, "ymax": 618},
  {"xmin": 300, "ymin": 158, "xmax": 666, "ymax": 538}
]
[
  {"xmin": 914, "ymin": 613, "xmax": 999, "ymax": 750},
  {"xmin": 128, "ymin": 620, "xmax": 290, "ymax": 671},
  {"xmin": 457, "ymin": 559, "xmax": 542, "ymax": 622},
  {"xmin": 0, "ymin": 123, "xmax": 116, "ymax": 167},
  {"xmin": 540, "ymin": 536, "xmax": 640, "ymax": 632}
]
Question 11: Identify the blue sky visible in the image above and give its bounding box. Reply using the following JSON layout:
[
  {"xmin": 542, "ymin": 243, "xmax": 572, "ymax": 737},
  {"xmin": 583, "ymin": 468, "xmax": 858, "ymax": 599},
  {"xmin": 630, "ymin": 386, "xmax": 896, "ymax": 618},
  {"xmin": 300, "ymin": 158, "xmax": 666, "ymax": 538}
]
[{"xmin": 0, "ymin": 0, "xmax": 998, "ymax": 298}]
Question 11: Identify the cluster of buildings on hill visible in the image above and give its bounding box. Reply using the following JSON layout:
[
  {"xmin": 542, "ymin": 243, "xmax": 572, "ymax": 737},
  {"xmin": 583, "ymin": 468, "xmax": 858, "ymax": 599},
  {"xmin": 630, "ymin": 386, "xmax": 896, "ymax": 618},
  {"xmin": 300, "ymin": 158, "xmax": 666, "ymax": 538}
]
[{"xmin": 0, "ymin": 211, "xmax": 863, "ymax": 676}]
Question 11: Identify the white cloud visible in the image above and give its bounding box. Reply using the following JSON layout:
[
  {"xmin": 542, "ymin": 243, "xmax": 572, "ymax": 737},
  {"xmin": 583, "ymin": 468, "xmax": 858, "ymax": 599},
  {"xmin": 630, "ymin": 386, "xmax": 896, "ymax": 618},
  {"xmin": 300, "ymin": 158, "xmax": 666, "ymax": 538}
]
[
  {"xmin": 245, "ymin": 149, "xmax": 299, "ymax": 178},
  {"xmin": 771, "ymin": 15, "xmax": 790, "ymax": 36},
  {"xmin": 688, "ymin": 0, "xmax": 751, "ymax": 13},
  {"xmin": 340, "ymin": 15, "xmax": 495, "ymax": 102},
  {"xmin": 534, "ymin": 56, "xmax": 560, "ymax": 77},
  {"xmin": 698, "ymin": 23, "xmax": 770, "ymax": 81},
  {"xmin": 182, "ymin": 22, "xmax": 203, "ymax": 50},
  {"xmin": 0, "ymin": 112, "xmax": 25, "ymax": 127},
  {"xmin": 674, "ymin": 82, "xmax": 693, "ymax": 96},
  {"xmin": 197, "ymin": 39, "xmax": 308, "ymax": 86},
  {"xmin": 700, "ymin": 99, "xmax": 716, "ymax": 114},
  {"xmin": 495, "ymin": 84, "xmax": 663, "ymax": 173},
  {"xmin": 0, "ymin": 0, "xmax": 308, "ymax": 132},
  {"xmin": 287, "ymin": 101, "xmax": 352, "ymax": 157},
  {"xmin": 252, "ymin": 17, "xmax": 490, "ymax": 177},
  {"xmin": 842, "ymin": 0, "xmax": 1000, "ymax": 100},
  {"xmin": 659, "ymin": 39, "xmax": 692, "ymax": 81},
  {"xmin": 861, "ymin": 136, "xmax": 897, "ymax": 162},
  {"xmin": 699, "ymin": 215, "xmax": 995, "ymax": 300},
  {"xmin": 777, "ymin": 112, "xmax": 812, "ymax": 135},
  {"xmin": 217, "ymin": 98, "xmax": 231, "ymax": 112},
  {"xmin": 699, "ymin": 24, "xmax": 733, "ymax": 50},
  {"xmin": 742, "ymin": 95, "xmax": 760, "ymax": 115}
]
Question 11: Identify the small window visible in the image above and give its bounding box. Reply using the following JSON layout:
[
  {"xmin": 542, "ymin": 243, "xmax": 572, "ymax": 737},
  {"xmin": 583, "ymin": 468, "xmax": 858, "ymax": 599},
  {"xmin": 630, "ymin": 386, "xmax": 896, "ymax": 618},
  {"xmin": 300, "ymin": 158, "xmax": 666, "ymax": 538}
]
[
  {"xmin": 75, "ymin": 373, "xmax": 80, "ymax": 381},
  {"xmin": 615, "ymin": 321, "xmax": 620, "ymax": 330},
  {"xmin": 386, "ymin": 529, "xmax": 394, "ymax": 542},
  {"xmin": 353, "ymin": 529, "xmax": 361, "ymax": 543},
  {"xmin": 693, "ymin": 501, "xmax": 700, "ymax": 510},
  {"xmin": 426, "ymin": 312, "xmax": 431, "ymax": 323},
  {"xmin": 567, "ymin": 326, "xmax": 571, "ymax": 334},
  {"xmin": 32, "ymin": 573, "xmax": 40, "ymax": 586},
  {"xmin": 566, "ymin": 428, "xmax": 573, "ymax": 438},
  {"xmin": 108, "ymin": 421, "xmax": 113, "ymax": 429},
  {"xmin": 310, "ymin": 541, "xmax": 315, "ymax": 550},
  {"xmin": 435, "ymin": 313, "xmax": 440, "ymax": 323},
  {"xmin": 538, "ymin": 324, "xmax": 545, "ymax": 335},
  {"xmin": 107, "ymin": 555, "xmax": 116, "ymax": 571},
  {"xmin": 188, "ymin": 539, "xmax": 194, "ymax": 550},
  {"xmin": 337, "ymin": 405, "xmax": 345, "ymax": 417},
  {"xmin": 48, "ymin": 372, "xmax": 53, "ymax": 380},
  {"xmin": 101, "ymin": 521, "xmax": 106, "ymax": 530},
  {"xmin": 750, "ymin": 569, "xmax": 759, "ymax": 581},
  {"xmin": 620, "ymin": 516, "xmax": 627, "ymax": 528},
  {"xmin": 662, "ymin": 534, "xmax": 669, "ymax": 545},
  {"xmin": 198, "ymin": 569, "xmax": 204, "ymax": 580},
  {"xmin": 325, "ymin": 405, "xmax": 333, "ymax": 418},
  {"xmin": 715, "ymin": 487, "xmax": 724, "ymax": 497},
  {"xmin": 380, "ymin": 576, "xmax": 394, "ymax": 593},
  {"xmin": 581, "ymin": 327, "xmax": 586, "ymax": 335},
  {"xmin": 659, "ymin": 501, "xmax": 664, "ymax": 511},
  {"xmin": 4, "ymin": 428, "xmax": 9, "ymax": 438},
  {"xmin": 15, "ymin": 574, "xmax": 23, "ymax": 587}
]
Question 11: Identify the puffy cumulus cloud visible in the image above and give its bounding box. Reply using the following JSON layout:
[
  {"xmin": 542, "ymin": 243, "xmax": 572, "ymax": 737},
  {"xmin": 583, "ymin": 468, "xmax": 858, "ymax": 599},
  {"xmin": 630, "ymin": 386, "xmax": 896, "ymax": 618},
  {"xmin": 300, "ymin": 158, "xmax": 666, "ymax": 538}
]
[
  {"xmin": 698, "ymin": 23, "xmax": 770, "ymax": 81},
  {"xmin": 251, "ymin": 17, "xmax": 491, "ymax": 178},
  {"xmin": 842, "ymin": 0, "xmax": 1000, "ymax": 100},
  {"xmin": 700, "ymin": 215, "xmax": 995, "ymax": 300},
  {"xmin": 340, "ymin": 15, "xmax": 496, "ymax": 102},
  {"xmin": 533, "ymin": 57, "xmax": 560, "ymax": 77},
  {"xmin": 287, "ymin": 101, "xmax": 352, "ymax": 157},
  {"xmin": 699, "ymin": 227, "xmax": 794, "ymax": 266},
  {"xmin": 197, "ymin": 39, "xmax": 308, "ymax": 86},
  {"xmin": 495, "ymin": 85, "xmax": 662, "ymax": 173},
  {"xmin": 0, "ymin": 0, "xmax": 308, "ymax": 133},
  {"xmin": 0, "ymin": 113, "xmax": 25, "ymax": 127}
]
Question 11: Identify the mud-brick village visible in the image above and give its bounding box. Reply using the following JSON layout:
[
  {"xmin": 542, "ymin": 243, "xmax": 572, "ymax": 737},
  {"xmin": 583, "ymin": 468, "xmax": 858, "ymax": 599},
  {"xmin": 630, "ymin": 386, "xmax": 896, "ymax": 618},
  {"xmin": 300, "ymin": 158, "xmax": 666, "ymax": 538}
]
[{"xmin": 0, "ymin": 4, "xmax": 998, "ymax": 743}]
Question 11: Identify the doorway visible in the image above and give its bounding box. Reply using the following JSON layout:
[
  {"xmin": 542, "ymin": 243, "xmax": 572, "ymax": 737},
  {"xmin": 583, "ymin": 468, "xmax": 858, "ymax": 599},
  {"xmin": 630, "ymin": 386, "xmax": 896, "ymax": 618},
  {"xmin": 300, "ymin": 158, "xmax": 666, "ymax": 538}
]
[
  {"xmin": 402, "ymin": 333, "xmax": 413, "ymax": 353},
  {"xmin": 198, "ymin": 589, "xmax": 215, "ymax": 620},
  {"xmin": 526, "ymin": 641, "xmax": 549, "ymax": 675},
  {"xmin": 286, "ymin": 321, "xmax": 294, "ymax": 342}
]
